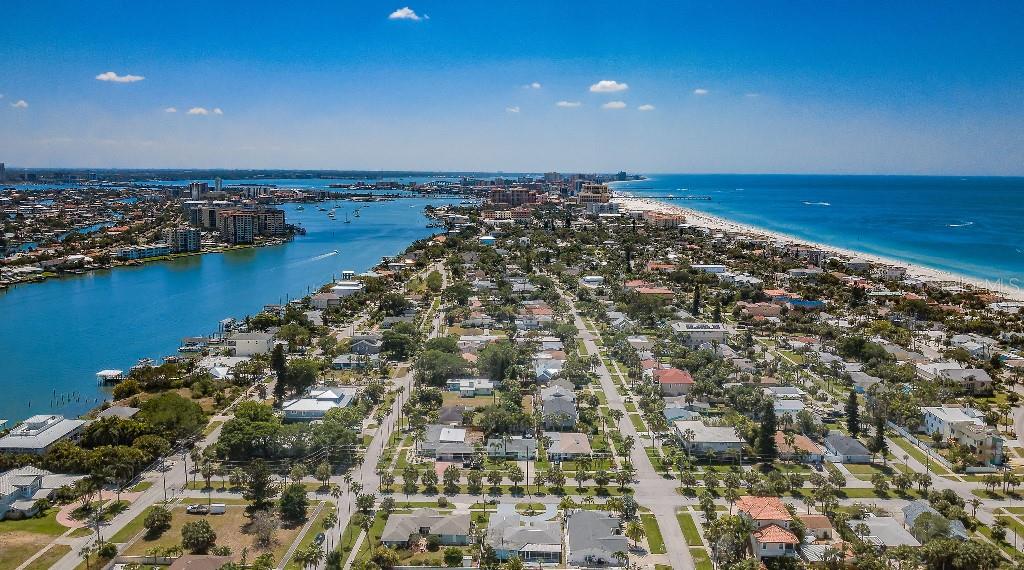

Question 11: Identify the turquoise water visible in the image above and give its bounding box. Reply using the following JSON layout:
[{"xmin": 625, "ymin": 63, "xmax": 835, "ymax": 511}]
[
  {"xmin": 0, "ymin": 196, "xmax": 457, "ymax": 424},
  {"xmin": 613, "ymin": 174, "xmax": 1024, "ymax": 288}
]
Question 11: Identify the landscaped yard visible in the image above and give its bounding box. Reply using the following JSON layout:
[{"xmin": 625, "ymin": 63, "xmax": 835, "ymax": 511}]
[
  {"xmin": 691, "ymin": 547, "xmax": 714, "ymax": 570},
  {"xmin": 24, "ymin": 544, "xmax": 71, "ymax": 570}
]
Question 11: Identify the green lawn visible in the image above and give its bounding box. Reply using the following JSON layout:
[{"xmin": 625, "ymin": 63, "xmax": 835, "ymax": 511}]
[
  {"xmin": 691, "ymin": 548, "xmax": 714, "ymax": 570},
  {"xmin": 641, "ymin": 514, "xmax": 666, "ymax": 554},
  {"xmin": 629, "ymin": 414, "xmax": 647, "ymax": 431},
  {"xmin": 110, "ymin": 506, "xmax": 155, "ymax": 543},
  {"xmin": 0, "ymin": 507, "xmax": 69, "ymax": 536},
  {"xmin": 130, "ymin": 480, "xmax": 154, "ymax": 492},
  {"xmin": 676, "ymin": 512, "xmax": 704, "ymax": 546}
]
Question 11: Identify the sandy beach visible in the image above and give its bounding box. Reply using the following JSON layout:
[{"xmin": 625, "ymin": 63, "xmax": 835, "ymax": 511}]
[{"xmin": 613, "ymin": 195, "xmax": 1024, "ymax": 302}]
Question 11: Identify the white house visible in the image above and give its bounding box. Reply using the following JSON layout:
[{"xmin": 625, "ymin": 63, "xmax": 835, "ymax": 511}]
[
  {"xmin": 0, "ymin": 415, "xmax": 87, "ymax": 455},
  {"xmin": 1, "ymin": 466, "xmax": 85, "ymax": 519},
  {"xmin": 671, "ymin": 322, "xmax": 729, "ymax": 348},
  {"xmin": 673, "ymin": 420, "xmax": 745, "ymax": 455},
  {"xmin": 227, "ymin": 331, "xmax": 274, "ymax": 356},
  {"xmin": 281, "ymin": 386, "xmax": 358, "ymax": 421},
  {"xmin": 330, "ymin": 280, "xmax": 365, "ymax": 297}
]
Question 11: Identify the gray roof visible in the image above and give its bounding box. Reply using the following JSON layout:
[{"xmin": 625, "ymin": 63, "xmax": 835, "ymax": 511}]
[
  {"xmin": 420, "ymin": 424, "xmax": 475, "ymax": 457},
  {"xmin": 849, "ymin": 516, "xmax": 920, "ymax": 548},
  {"xmin": 566, "ymin": 510, "xmax": 628, "ymax": 565},
  {"xmin": 98, "ymin": 406, "xmax": 140, "ymax": 419},
  {"xmin": 486, "ymin": 512, "xmax": 561, "ymax": 552},
  {"xmin": 486, "ymin": 437, "xmax": 538, "ymax": 457},
  {"xmin": 825, "ymin": 431, "xmax": 871, "ymax": 456},
  {"xmin": 942, "ymin": 368, "xmax": 993, "ymax": 384},
  {"xmin": 902, "ymin": 500, "xmax": 969, "ymax": 540},
  {"xmin": 380, "ymin": 508, "xmax": 471, "ymax": 543},
  {"xmin": 0, "ymin": 415, "xmax": 86, "ymax": 453}
]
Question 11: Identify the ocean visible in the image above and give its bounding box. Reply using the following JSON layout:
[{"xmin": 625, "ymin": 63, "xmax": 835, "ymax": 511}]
[
  {"xmin": 0, "ymin": 191, "xmax": 460, "ymax": 424},
  {"xmin": 612, "ymin": 174, "xmax": 1024, "ymax": 288}
]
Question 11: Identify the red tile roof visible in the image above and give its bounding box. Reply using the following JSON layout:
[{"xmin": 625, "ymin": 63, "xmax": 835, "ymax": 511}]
[
  {"xmin": 753, "ymin": 523, "xmax": 799, "ymax": 544},
  {"xmin": 736, "ymin": 496, "xmax": 792, "ymax": 522},
  {"xmin": 654, "ymin": 368, "xmax": 694, "ymax": 385}
]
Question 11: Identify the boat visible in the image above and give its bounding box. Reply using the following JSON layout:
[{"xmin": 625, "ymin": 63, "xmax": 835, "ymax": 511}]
[{"xmin": 296, "ymin": 205, "xmax": 304, "ymax": 210}]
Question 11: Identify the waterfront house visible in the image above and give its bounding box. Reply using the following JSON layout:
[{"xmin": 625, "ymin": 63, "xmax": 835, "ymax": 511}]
[
  {"xmin": 227, "ymin": 331, "xmax": 274, "ymax": 356},
  {"xmin": 0, "ymin": 415, "xmax": 87, "ymax": 455},
  {"xmin": 565, "ymin": 510, "xmax": 628, "ymax": 568},
  {"xmin": 380, "ymin": 508, "xmax": 471, "ymax": 547},
  {"xmin": 310, "ymin": 292, "xmax": 342, "ymax": 309},
  {"xmin": 486, "ymin": 512, "xmax": 561, "ymax": 563},
  {"xmin": 281, "ymin": 386, "xmax": 358, "ymax": 421}
]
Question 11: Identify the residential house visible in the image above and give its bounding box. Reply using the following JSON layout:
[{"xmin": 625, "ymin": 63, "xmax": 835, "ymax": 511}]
[
  {"xmin": 349, "ymin": 334, "xmax": 383, "ymax": 355},
  {"xmin": 446, "ymin": 378, "xmax": 494, "ymax": 397},
  {"xmin": 331, "ymin": 353, "xmax": 377, "ymax": 370},
  {"xmin": 310, "ymin": 292, "xmax": 342, "ymax": 309},
  {"xmin": 824, "ymin": 431, "xmax": 872, "ymax": 463},
  {"xmin": 1, "ymin": 466, "xmax": 85, "ymax": 519},
  {"xmin": 0, "ymin": 415, "xmax": 87, "ymax": 455},
  {"xmin": 486, "ymin": 436, "xmax": 538, "ymax": 460},
  {"xmin": 653, "ymin": 368, "xmax": 694, "ymax": 397},
  {"xmin": 540, "ymin": 385, "xmax": 578, "ymax": 429},
  {"xmin": 380, "ymin": 508, "xmax": 471, "ymax": 547},
  {"xmin": 902, "ymin": 500, "xmax": 969, "ymax": 541},
  {"xmin": 798, "ymin": 514, "xmax": 835, "ymax": 541},
  {"xmin": 735, "ymin": 496, "xmax": 798, "ymax": 559},
  {"xmin": 227, "ymin": 331, "xmax": 274, "ymax": 356},
  {"xmin": 565, "ymin": 510, "xmax": 629, "ymax": 568},
  {"xmin": 921, "ymin": 406, "xmax": 1004, "ymax": 465},
  {"xmin": 419, "ymin": 425, "xmax": 476, "ymax": 462},
  {"xmin": 546, "ymin": 432, "xmax": 593, "ymax": 461},
  {"xmin": 486, "ymin": 512, "xmax": 561, "ymax": 563},
  {"xmin": 673, "ymin": 420, "xmax": 746, "ymax": 456},
  {"xmin": 671, "ymin": 322, "xmax": 728, "ymax": 348},
  {"xmin": 281, "ymin": 386, "xmax": 358, "ymax": 421},
  {"xmin": 775, "ymin": 432, "xmax": 824, "ymax": 463},
  {"xmin": 849, "ymin": 517, "xmax": 920, "ymax": 548}
]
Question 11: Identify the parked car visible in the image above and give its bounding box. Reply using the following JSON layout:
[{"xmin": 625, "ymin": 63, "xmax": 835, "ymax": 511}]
[{"xmin": 186, "ymin": 504, "xmax": 210, "ymax": 515}]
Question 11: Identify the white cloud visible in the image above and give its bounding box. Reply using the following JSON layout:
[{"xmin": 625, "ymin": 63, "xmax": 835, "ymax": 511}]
[
  {"xmin": 164, "ymin": 107, "xmax": 177, "ymax": 113},
  {"xmin": 693, "ymin": 88, "xmax": 709, "ymax": 95},
  {"xmin": 11, "ymin": 100, "xmax": 28, "ymax": 109},
  {"xmin": 556, "ymin": 101, "xmax": 581, "ymax": 108},
  {"xmin": 589, "ymin": 80, "xmax": 628, "ymax": 93},
  {"xmin": 602, "ymin": 101, "xmax": 626, "ymax": 109},
  {"xmin": 388, "ymin": 7, "xmax": 423, "ymax": 20},
  {"xmin": 524, "ymin": 82, "xmax": 541, "ymax": 89},
  {"xmin": 213, "ymin": 108, "xmax": 224, "ymax": 115},
  {"xmin": 505, "ymin": 106, "xmax": 520, "ymax": 113},
  {"xmin": 187, "ymin": 107, "xmax": 210, "ymax": 115},
  {"xmin": 637, "ymin": 104, "xmax": 656, "ymax": 111},
  {"xmin": 95, "ymin": 71, "xmax": 145, "ymax": 83}
]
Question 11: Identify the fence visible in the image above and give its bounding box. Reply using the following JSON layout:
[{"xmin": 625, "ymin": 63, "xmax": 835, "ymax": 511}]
[{"xmin": 887, "ymin": 421, "xmax": 955, "ymax": 471}]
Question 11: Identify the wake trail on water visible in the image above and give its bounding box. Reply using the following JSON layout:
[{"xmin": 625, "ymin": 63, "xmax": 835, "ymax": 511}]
[
  {"xmin": 947, "ymin": 221, "xmax": 974, "ymax": 228},
  {"xmin": 803, "ymin": 201, "xmax": 831, "ymax": 206},
  {"xmin": 310, "ymin": 250, "xmax": 340, "ymax": 261}
]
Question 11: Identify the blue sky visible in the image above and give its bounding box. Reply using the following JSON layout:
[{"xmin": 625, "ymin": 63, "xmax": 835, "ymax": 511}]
[{"xmin": 3, "ymin": 1, "xmax": 1024, "ymax": 174}]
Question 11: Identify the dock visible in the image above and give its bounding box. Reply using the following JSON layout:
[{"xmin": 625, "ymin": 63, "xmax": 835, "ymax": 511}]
[{"xmin": 96, "ymin": 369, "xmax": 124, "ymax": 384}]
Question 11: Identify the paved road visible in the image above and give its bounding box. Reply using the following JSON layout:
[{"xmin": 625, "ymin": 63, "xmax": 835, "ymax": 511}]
[{"xmin": 564, "ymin": 294, "xmax": 694, "ymax": 570}]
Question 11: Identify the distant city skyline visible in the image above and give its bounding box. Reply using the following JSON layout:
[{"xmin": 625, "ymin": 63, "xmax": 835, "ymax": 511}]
[{"xmin": 3, "ymin": 1, "xmax": 1024, "ymax": 175}]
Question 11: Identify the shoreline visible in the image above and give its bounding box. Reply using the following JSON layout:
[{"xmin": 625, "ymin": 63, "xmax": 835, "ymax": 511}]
[{"xmin": 612, "ymin": 195, "xmax": 1024, "ymax": 302}]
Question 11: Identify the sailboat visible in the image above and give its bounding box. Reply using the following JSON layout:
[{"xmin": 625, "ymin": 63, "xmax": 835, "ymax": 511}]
[{"xmin": 344, "ymin": 210, "xmax": 352, "ymax": 224}]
